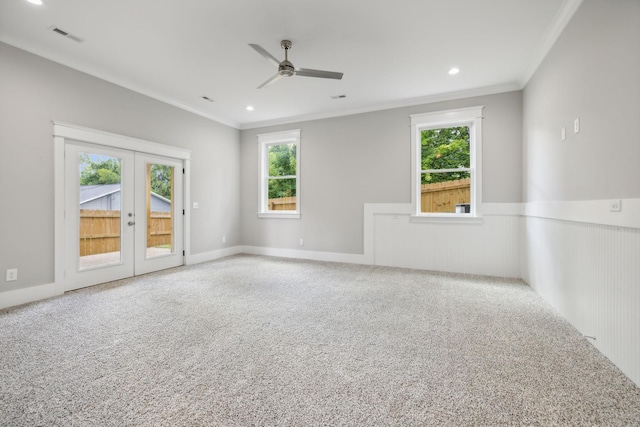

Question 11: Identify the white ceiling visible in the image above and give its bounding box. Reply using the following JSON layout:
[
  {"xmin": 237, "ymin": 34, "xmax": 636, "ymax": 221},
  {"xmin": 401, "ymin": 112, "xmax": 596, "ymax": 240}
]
[{"xmin": 0, "ymin": 0, "xmax": 581, "ymax": 129}]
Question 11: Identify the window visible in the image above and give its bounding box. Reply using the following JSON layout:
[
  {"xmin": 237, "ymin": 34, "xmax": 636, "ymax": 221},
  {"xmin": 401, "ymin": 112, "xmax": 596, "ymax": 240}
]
[
  {"xmin": 410, "ymin": 106, "xmax": 483, "ymax": 218},
  {"xmin": 258, "ymin": 129, "xmax": 301, "ymax": 218}
]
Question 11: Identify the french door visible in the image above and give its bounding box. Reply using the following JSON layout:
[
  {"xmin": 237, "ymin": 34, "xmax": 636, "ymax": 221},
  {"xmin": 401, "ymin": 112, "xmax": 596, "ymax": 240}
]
[{"xmin": 64, "ymin": 141, "xmax": 183, "ymax": 291}]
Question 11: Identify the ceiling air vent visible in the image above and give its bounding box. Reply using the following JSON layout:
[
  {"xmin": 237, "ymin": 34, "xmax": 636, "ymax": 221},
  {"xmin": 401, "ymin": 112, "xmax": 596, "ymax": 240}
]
[{"xmin": 48, "ymin": 26, "xmax": 85, "ymax": 43}]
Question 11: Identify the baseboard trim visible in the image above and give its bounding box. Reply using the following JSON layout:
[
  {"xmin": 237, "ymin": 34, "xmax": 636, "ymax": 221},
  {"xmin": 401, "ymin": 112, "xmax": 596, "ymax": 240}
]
[
  {"xmin": 241, "ymin": 246, "xmax": 368, "ymax": 265},
  {"xmin": 0, "ymin": 283, "xmax": 63, "ymax": 310},
  {"xmin": 185, "ymin": 246, "xmax": 243, "ymax": 265}
]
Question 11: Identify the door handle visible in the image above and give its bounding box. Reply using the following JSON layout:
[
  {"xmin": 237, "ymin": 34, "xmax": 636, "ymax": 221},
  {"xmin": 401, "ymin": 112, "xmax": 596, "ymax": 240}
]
[{"xmin": 128, "ymin": 221, "xmax": 135, "ymax": 226}]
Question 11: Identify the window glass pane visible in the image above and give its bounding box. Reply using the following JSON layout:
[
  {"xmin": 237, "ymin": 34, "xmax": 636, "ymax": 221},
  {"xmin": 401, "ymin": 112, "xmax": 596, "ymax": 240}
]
[
  {"xmin": 258, "ymin": 130, "xmax": 300, "ymax": 216},
  {"xmin": 268, "ymin": 177, "xmax": 296, "ymax": 211},
  {"xmin": 268, "ymin": 143, "xmax": 296, "ymax": 177},
  {"xmin": 420, "ymin": 172, "xmax": 471, "ymax": 213},
  {"xmin": 78, "ymin": 152, "xmax": 122, "ymax": 269},
  {"xmin": 421, "ymin": 126, "xmax": 470, "ymax": 170},
  {"xmin": 146, "ymin": 163, "xmax": 173, "ymax": 259}
]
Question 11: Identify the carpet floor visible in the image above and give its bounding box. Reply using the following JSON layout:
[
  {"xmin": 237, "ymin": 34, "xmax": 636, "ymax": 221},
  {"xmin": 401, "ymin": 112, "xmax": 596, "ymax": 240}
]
[{"xmin": 1, "ymin": 255, "xmax": 639, "ymax": 426}]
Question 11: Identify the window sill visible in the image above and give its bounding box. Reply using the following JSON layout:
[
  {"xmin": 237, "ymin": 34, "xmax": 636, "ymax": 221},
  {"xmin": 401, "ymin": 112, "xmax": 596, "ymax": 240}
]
[
  {"xmin": 410, "ymin": 214, "xmax": 484, "ymax": 224},
  {"xmin": 258, "ymin": 212, "xmax": 301, "ymax": 219}
]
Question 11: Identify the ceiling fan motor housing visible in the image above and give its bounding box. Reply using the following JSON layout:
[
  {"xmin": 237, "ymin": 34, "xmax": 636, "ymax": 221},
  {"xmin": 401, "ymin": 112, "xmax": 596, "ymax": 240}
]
[{"xmin": 278, "ymin": 60, "xmax": 295, "ymax": 77}]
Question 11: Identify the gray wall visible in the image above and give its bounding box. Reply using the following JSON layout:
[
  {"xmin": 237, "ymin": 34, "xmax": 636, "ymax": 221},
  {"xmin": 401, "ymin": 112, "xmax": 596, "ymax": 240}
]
[
  {"xmin": 523, "ymin": 0, "xmax": 640, "ymax": 202},
  {"xmin": 0, "ymin": 42, "xmax": 241, "ymax": 292},
  {"xmin": 520, "ymin": 0, "xmax": 640, "ymax": 387},
  {"xmin": 240, "ymin": 91, "xmax": 523, "ymax": 254}
]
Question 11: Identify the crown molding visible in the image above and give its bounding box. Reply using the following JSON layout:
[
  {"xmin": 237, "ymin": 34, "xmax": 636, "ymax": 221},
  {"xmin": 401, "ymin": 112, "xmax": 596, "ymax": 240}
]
[{"xmin": 519, "ymin": 0, "xmax": 584, "ymax": 87}]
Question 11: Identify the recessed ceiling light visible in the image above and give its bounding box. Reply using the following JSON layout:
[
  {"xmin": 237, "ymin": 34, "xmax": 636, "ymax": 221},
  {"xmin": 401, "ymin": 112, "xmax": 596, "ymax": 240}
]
[
  {"xmin": 246, "ymin": 106, "xmax": 254, "ymax": 111},
  {"xmin": 448, "ymin": 67, "xmax": 460, "ymax": 75},
  {"xmin": 27, "ymin": 0, "xmax": 43, "ymax": 4}
]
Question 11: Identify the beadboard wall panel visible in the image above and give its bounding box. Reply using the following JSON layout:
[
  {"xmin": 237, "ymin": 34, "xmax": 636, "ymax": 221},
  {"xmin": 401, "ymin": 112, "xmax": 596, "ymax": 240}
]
[
  {"xmin": 521, "ymin": 216, "xmax": 640, "ymax": 386},
  {"xmin": 372, "ymin": 213, "xmax": 520, "ymax": 278}
]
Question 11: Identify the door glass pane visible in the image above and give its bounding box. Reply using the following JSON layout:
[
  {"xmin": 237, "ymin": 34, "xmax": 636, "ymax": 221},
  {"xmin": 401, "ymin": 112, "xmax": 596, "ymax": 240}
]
[
  {"xmin": 78, "ymin": 153, "xmax": 122, "ymax": 269},
  {"xmin": 146, "ymin": 163, "xmax": 173, "ymax": 258}
]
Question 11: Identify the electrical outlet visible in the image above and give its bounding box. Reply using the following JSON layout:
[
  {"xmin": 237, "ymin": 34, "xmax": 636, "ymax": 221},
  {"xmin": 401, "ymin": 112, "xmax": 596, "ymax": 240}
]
[
  {"xmin": 609, "ymin": 199, "xmax": 622, "ymax": 212},
  {"xmin": 299, "ymin": 238, "xmax": 304, "ymax": 246},
  {"xmin": 6, "ymin": 268, "xmax": 17, "ymax": 282},
  {"xmin": 561, "ymin": 126, "xmax": 566, "ymax": 141},
  {"xmin": 222, "ymin": 236, "xmax": 226, "ymax": 244},
  {"xmin": 574, "ymin": 117, "xmax": 580, "ymax": 133},
  {"xmin": 192, "ymin": 202, "xmax": 199, "ymax": 209}
]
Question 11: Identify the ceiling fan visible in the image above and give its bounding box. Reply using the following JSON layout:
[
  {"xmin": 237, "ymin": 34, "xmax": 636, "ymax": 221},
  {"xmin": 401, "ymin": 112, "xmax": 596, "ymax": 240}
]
[{"xmin": 249, "ymin": 40, "xmax": 344, "ymax": 89}]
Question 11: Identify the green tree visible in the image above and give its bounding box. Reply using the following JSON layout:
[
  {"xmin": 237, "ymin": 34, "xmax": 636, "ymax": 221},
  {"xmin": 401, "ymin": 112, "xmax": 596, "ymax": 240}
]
[
  {"xmin": 268, "ymin": 143, "xmax": 296, "ymax": 199},
  {"xmin": 421, "ymin": 126, "xmax": 470, "ymax": 184},
  {"xmin": 149, "ymin": 164, "xmax": 172, "ymax": 200},
  {"xmin": 79, "ymin": 155, "xmax": 172, "ymax": 200},
  {"xmin": 79, "ymin": 154, "xmax": 121, "ymax": 185}
]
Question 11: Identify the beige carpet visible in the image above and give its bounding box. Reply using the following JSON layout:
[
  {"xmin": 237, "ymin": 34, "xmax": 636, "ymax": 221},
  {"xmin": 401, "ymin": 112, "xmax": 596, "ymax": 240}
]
[{"xmin": 1, "ymin": 255, "xmax": 639, "ymax": 426}]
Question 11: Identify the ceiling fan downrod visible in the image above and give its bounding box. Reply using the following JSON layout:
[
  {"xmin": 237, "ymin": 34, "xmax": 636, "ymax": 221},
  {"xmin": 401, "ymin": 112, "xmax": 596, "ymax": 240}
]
[{"xmin": 279, "ymin": 40, "xmax": 295, "ymax": 77}]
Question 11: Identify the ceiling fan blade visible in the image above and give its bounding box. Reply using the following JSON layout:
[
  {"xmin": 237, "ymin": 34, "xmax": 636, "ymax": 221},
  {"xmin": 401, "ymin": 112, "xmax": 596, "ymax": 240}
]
[
  {"xmin": 249, "ymin": 44, "xmax": 280, "ymax": 67},
  {"xmin": 257, "ymin": 73, "xmax": 283, "ymax": 89},
  {"xmin": 295, "ymin": 68, "xmax": 343, "ymax": 80}
]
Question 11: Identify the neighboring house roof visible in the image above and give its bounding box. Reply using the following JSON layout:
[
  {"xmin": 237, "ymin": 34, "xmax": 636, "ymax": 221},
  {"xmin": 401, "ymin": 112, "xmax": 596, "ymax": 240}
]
[
  {"xmin": 79, "ymin": 185, "xmax": 170, "ymax": 207},
  {"xmin": 151, "ymin": 192, "xmax": 171, "ymax": 204},
  {"xmin": 80, "ymin": 184, "xmax": 121, "ymax": 205}
]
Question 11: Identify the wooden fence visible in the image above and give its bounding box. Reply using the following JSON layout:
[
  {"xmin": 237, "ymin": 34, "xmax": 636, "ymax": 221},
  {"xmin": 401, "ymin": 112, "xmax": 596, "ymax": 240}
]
[
  {"xmin": 146, "ymin": 212, "xmax": 172, "ymax": 248},
  {"xmin": 79, "ymin": 210, "xmax": 120, "ymax": 256},
  {"xmin": 79, "ymin": 210, "xmax": 172, "ymax": 256},
  {"xmin": 421, "ymin": 178, "xmax": 470, "ymax": 213},
  {"xmin": 268, "ymin": 196, "xmax": 296, "ymax": 211},
  {"xmin": 264, "ymin": 179, "xmax": 469, "ymax": 214}
]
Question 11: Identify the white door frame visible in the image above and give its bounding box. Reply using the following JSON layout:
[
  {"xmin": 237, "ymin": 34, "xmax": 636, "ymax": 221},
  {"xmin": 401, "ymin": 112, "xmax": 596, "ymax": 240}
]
[{"xmin": 54, "ymin": 122, "xmax": 191, "ymax": 289}]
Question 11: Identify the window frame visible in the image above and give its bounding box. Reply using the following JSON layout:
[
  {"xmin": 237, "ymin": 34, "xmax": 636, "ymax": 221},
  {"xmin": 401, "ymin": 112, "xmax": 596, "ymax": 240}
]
[
  {"xmin": 257, "ymin": 129, "xmax": 301, "ymax": 219},
  {"xmin": 410, "ymin": 106, "xmax": 483, "ymax": 221}
]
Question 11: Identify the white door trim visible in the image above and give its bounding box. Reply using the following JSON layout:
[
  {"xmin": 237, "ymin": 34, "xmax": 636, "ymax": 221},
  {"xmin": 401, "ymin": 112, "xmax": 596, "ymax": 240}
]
[
  {"xmin": 53, "ymin": 122, "xmax": 191, "ymax": 290},
  {"xmin": 53, "ymin": 122, "xmax": 191, "ymax": 160}
]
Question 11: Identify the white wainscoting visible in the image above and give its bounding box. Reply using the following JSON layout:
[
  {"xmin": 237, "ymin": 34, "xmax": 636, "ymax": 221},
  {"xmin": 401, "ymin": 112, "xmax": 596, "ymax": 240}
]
[
  {"xmin": 521, "ymin": 199, "xmax": 640, "ymax": 387},
  {"xmin": 365, "ymin": 203, "xmax": 521, "ymax": 278}
]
